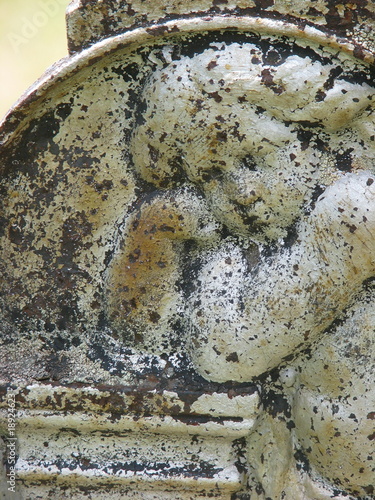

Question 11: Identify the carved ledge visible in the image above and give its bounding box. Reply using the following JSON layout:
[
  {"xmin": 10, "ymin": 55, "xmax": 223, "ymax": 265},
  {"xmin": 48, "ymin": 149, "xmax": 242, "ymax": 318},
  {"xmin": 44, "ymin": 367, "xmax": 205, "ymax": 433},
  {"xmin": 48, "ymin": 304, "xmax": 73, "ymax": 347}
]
[{"xmin": 0, "ymin": 385, "xmax": 259, "ymax": 498}]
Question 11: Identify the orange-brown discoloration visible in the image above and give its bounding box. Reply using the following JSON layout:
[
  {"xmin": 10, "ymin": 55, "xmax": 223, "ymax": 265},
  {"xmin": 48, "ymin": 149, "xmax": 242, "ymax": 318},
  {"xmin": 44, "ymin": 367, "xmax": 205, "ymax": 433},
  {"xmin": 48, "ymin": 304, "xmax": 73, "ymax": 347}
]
[{"xmin": 106, "ymin": 189, "xmax": 220, "ymax": 343}]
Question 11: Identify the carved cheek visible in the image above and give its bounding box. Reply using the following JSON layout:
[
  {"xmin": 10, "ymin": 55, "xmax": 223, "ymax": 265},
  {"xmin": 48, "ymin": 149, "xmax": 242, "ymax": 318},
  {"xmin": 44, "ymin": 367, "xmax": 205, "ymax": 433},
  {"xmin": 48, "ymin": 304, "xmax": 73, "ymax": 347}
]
[
  {"xmin": 266, "ymin": 169, "xmax": 308, "ymax": 204},
  {"xmin": 222, "ymin": 171, "xmax": 269, "ymax": 207}
]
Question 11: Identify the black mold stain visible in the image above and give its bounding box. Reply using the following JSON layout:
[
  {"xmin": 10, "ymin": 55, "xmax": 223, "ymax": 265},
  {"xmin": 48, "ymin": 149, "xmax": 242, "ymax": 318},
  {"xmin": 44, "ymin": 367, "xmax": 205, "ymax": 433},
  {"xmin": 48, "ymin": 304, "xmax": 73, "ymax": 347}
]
[
  {"xmin": 294, "ymin": 448, "xmax": 311, "ymax": 473},
  {"xmin": 260, "ymin": 387, "xmax": 291, "ymax": 419},
  {"xmin": 112, "ymin": 62, "xmax": 140, "ymax": 83},
  {"xmin": 336, "ymin": 148, "xmax": 354, "ymax": 172}
]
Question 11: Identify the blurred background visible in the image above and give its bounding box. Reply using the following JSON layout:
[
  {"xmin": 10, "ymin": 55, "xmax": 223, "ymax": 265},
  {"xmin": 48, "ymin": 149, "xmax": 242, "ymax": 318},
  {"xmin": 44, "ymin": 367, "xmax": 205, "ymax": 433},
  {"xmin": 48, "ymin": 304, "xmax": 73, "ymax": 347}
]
[{"xmin": 0, "ymin": 0, "xmax": 70, "ymax": 120}]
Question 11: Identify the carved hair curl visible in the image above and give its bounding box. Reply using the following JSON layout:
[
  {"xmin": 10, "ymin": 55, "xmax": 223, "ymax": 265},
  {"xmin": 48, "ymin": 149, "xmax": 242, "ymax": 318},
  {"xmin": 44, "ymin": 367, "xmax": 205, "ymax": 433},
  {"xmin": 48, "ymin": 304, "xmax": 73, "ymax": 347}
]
[{"xmin": 131, "ymin": 42, "xmax": 373, "ymax": 187}]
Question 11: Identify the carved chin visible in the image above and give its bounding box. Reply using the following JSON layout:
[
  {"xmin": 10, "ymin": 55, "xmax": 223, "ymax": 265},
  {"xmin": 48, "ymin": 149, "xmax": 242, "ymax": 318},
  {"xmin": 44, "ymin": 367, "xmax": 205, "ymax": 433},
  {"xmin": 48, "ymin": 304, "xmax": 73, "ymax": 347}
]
[
  {"xmin": 244, "ymin": 222, "xmax": 290, "ymax": 243},
  {"xmin": 224, "ymin": 218, "xmax": 288, "ymax": 243},
  {"xmin": 224, "ymin": 203, "xmax": 297, "ymax": 242}
]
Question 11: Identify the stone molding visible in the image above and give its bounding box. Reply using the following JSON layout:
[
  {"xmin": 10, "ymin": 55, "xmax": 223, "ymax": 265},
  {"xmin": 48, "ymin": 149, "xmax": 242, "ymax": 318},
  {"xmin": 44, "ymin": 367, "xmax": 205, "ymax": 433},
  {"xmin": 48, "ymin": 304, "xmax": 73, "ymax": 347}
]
[{"xmin": 66, "ymin": 0, "xmax": 375, "ymax": 55}]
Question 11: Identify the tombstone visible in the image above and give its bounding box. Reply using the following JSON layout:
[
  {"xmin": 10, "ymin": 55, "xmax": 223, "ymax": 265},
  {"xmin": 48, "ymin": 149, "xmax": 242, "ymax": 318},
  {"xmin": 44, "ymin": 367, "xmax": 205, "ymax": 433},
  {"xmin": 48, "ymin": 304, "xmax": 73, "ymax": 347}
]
[{"xmin": 0, "ymin": 1, "xmax": 374, "ymax": 499}]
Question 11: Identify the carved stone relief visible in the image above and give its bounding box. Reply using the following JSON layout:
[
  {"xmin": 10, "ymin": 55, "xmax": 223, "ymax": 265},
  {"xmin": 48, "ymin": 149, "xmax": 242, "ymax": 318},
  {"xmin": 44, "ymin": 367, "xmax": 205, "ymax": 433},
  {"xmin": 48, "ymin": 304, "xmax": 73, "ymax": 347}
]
[{"xmin": 0, "ymin": 2, "xmax": 374, "ymax": 499}]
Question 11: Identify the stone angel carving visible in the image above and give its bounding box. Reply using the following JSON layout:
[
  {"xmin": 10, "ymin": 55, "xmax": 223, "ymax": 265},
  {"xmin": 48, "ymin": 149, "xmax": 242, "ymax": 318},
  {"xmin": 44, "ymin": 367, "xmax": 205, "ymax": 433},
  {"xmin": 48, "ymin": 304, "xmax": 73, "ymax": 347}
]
[
  {"xmin": 0, "ymin": 32, "xmax": 373, "ymax": 498},
  {"xmin": 105, "ymin": 41, "xmax": 375, "ymax": 498}
]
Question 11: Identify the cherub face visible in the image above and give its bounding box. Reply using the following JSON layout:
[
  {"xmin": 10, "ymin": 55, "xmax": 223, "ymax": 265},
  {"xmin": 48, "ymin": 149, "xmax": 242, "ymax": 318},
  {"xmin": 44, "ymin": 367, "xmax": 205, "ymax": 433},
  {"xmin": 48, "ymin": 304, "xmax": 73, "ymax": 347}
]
[
  {"xmin": 182, "ymin": 111, "xmax": 327, "ymax": 243},
  {"xmin": 193, "ymin": 162, "xmax": 318, "ymax": 243},
  {"xmin": 131, "ymin": 42, "xmax": 373, "ymax": 242}
]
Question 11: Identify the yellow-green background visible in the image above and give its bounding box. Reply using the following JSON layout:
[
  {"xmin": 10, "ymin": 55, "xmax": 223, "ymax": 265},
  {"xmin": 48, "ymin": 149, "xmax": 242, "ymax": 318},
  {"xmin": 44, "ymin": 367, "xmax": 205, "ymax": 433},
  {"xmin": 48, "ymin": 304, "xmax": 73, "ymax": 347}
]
[{"xmin": 0, "ymin": 0, "xmax": 69, "ymax": 120}]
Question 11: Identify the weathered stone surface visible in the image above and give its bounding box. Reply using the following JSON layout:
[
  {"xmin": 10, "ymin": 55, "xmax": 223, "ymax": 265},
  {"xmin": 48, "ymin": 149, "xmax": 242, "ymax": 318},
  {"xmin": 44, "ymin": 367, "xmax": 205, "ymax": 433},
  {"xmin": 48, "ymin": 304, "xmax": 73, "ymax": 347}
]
[{"xmin": 0, "ymin": 1, "xmax": 374, "ymax": 499}]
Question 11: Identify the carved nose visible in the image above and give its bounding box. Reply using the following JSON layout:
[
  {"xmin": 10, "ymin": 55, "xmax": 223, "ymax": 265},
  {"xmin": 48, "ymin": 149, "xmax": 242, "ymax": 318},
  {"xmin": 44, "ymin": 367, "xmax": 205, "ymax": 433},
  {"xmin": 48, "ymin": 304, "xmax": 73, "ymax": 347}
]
[{"xmin": 224, "ymin": 172, "xmax": 263, "ymax": 206}]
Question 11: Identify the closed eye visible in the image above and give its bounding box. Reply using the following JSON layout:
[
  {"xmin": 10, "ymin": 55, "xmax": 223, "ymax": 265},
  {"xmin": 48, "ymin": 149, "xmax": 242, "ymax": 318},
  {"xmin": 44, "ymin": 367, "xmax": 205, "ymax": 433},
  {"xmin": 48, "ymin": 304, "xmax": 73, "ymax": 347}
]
[
  {"xmin": 201, "ymin": 167, "xmax": 224, "ymax": 182},
  {"xmin": 241, "ymin": 154, "xmax": 258, "ymax": 171}
]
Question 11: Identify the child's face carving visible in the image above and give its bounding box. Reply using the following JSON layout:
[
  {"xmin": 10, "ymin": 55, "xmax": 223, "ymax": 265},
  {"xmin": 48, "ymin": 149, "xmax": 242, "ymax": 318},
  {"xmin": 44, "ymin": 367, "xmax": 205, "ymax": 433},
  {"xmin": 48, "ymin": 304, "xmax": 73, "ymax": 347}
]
[
  {"xmin": 183, "ymin": 113, "xmax": 330, "ymax": 242},
  {"xmin": 131, "ymin": 42, "xmax": 373, "ymax": 242}
]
